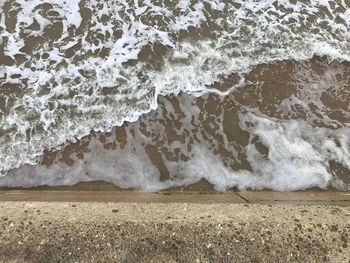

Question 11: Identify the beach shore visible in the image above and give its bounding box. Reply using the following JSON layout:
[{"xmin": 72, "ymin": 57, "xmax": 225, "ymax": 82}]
[{"xmin": 0, "ymin": 190, "xmax": 349, "ymax": 262}]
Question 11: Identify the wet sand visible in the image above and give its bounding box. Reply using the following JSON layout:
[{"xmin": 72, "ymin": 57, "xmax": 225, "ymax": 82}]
[
  {"xmin": 0, "ymin": 196, "xmax": 349, "ymax": 262},
  {"xmin": 1, "ymin": 3, "xmax": 350, "ymax": 261},
  {"xmin": 1, "ymin": 188, "xmax": 350, "ymax": 205}
]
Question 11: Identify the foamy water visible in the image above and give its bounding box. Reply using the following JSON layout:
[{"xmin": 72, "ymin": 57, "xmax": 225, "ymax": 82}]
[{"xmin": 0, "ymin": 0, "xmax": 349, "ymax": 190}]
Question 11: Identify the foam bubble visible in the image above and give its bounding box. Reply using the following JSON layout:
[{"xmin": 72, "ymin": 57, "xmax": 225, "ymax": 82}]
[
  {"xmin": 1, "ymin": 0, "xmax": 350, "ymax": 174},
  {"xmin": 2, "ymin": 112, "xmax": 349, "ymax": 191},
  {"xmin": 2, "ymin": 80, "xmax": 349, "ymax": 191}
]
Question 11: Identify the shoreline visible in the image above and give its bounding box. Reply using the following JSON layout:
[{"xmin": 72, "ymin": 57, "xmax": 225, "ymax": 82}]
[{"xmin": 0, "ymin": 189, "xmax": 350, "ymax": 205}]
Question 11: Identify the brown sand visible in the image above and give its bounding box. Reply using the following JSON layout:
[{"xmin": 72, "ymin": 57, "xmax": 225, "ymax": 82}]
[{"xmin": 0, "ymin": 191, "xmax": 350, "ymax": 262}]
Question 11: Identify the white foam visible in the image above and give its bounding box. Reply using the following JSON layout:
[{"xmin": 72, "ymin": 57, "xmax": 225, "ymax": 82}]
[
  {"xmin": 2, "ymin": 112, "xmax": 349, "ymax": 191},
  {"xmin": 1, "ymin": 0, "xmax": 350, "ymax": 175}
]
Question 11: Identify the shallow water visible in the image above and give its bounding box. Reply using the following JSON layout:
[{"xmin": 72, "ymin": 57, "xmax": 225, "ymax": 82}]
[{"xmin": 0, "ymin": 0, "xmax": 349, "ymax": 190}]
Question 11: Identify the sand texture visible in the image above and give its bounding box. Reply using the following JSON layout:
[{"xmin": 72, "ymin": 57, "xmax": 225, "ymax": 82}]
[{"xmin": 0, "ymin": 198, "xmax": 349, "ymax": 262}]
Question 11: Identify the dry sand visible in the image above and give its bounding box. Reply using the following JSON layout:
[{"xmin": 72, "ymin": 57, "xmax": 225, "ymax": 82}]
[{"xmin": 0, "ymin": 191, "xmax": 350, "ymax": 262}]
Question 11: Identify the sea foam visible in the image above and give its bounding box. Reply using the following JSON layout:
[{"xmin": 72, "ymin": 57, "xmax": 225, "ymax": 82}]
[{"xmin": 0, "ymin": 0, "xmax": 350, "ymax": 181}]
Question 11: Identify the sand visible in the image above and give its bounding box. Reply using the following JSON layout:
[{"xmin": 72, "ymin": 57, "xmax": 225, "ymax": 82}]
[{"xmin": 0, "ymin": 191, "xmax": 350, "ymax": 262}]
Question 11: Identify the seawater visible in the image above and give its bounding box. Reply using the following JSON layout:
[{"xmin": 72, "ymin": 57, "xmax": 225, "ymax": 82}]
[{"xmin": 0, "ymin": 0, "xmax": 349, "ymax": 190}]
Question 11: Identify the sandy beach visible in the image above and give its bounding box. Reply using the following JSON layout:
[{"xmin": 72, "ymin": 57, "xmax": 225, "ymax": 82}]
[
  {"xmin": 0, "ymin": 190, "xmax": 350, "ymax": 262},
  {"xmin": 1, "ymin": 1, "xmax": 350, "ymax": 262}
]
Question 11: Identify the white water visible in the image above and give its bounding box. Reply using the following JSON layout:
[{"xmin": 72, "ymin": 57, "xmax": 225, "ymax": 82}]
[
  {"xmin": 2, "ymin": 111, "xmax": 349, "ymax": 191},
  {"xmin": 0, "ymin": 0, "xmax": 350, "ymax": 190}
]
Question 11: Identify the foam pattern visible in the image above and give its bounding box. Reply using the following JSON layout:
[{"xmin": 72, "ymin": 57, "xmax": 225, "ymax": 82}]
[{"xmin": 0, "ymin": 0, "xmax": 349, "ymax": 175}]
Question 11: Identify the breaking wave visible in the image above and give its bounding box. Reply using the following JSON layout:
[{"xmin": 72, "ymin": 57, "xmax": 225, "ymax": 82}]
[{"xmin": 0, "ymin": 0, "xmax": 349, "ymax": 190}]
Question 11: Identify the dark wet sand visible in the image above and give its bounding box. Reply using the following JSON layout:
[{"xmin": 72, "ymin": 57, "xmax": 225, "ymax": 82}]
[{"xmin": 1, "ymin": 188, "xmax": 350, "ymax": 206}]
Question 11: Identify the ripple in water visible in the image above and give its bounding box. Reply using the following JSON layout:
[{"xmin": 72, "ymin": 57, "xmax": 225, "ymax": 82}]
[{"xmin": 0, "ymin": 0, "xmax": 349, "ymax": 190}]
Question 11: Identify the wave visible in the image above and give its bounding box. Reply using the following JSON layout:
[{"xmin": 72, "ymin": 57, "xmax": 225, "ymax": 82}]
[{"xmin": 0, "ymin": 0, "xmax": 350, "ymax": 174}]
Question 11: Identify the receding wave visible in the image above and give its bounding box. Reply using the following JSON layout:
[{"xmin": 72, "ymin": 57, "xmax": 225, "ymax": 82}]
[{"xmin": 0, "ymin": 0, "xmax": 349, "ymax": 190}]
